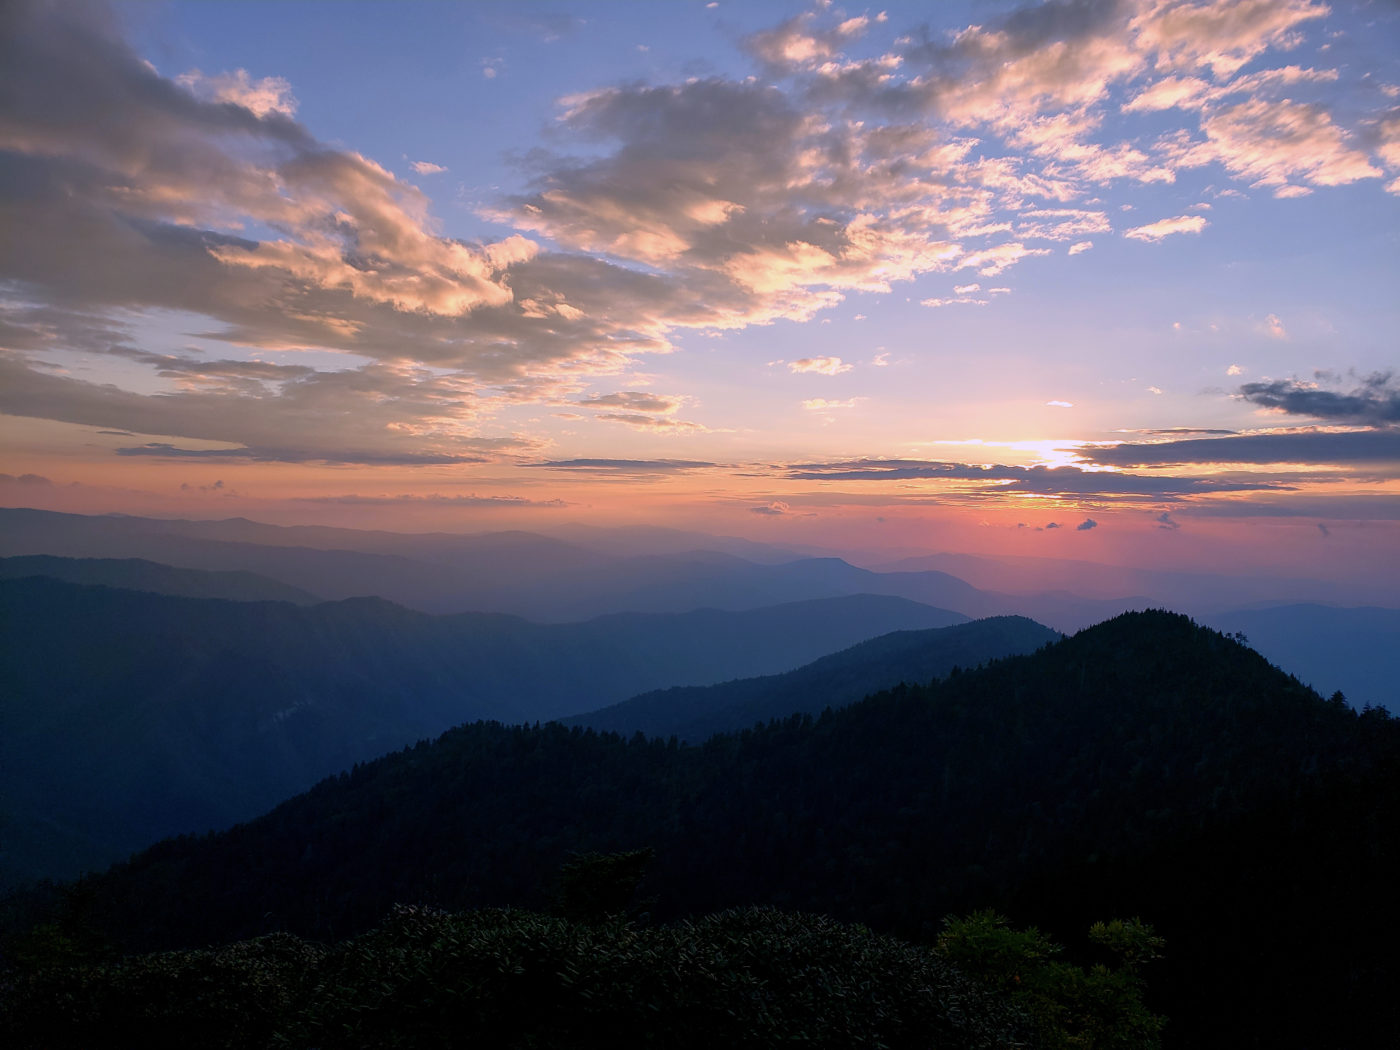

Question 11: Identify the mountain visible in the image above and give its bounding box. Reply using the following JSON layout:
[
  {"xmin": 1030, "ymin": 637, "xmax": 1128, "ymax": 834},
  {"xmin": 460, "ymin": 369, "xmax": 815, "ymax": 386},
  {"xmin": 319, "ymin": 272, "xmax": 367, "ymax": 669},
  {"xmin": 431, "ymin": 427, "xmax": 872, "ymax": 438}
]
[
  {"xmin": 0, "ymin": 578, "xmax": 963, "ymax": 885},
  {"xmin": 0, "ymin": 555, "xmax": 319, "ymax": 604},
  {"xmin": 1204, "ymin": 603, "xmax": 1399, "ymax": 711},
  {"xmin": 0, "ymin": 507, "xmax": 1127, "ymax": 626},
  {"xmin": 564, "ymin": 616, "xmax": 1060, "ymax": 741},
  {"xmin": 874, "ymin": 550, "xmax": 1400, "ymax": 610},
  {"xmin": 25, "ymin": 611, "xmax": 1396, "ymax": 1048}
]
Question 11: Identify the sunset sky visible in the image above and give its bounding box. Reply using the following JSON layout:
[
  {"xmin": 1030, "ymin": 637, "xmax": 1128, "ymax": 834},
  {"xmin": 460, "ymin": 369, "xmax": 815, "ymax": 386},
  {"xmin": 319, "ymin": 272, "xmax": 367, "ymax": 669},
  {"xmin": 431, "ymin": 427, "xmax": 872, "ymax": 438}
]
[{"xmin": 2, "ymin": 0, "xmax": 1397, "ymax": 577}]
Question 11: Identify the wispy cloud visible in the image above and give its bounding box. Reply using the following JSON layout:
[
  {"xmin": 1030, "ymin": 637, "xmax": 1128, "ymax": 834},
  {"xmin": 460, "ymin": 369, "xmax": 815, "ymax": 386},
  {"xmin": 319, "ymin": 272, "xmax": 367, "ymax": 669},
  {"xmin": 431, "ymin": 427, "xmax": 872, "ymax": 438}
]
[
  {"xmin": 788, "ymin": 356, "xmax": 852, "ymax": 375},
  {"xmin": 1124, "ymin": 215, "xmax": 1208, "ymax": 241},
  {"xmin": 298, "ymin": 492, "xmax": 567, "ymax": 507},
  {"xmin": 528, "ymin": 458, "xmax": 716, "ymax": 475}
]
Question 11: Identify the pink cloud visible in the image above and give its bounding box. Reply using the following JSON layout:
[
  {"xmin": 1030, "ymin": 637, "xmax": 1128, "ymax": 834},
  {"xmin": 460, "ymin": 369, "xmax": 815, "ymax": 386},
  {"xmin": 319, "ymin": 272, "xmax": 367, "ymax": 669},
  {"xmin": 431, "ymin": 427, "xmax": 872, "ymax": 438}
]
[{"xmin": 1124, "ymin": 215, "xmax": 1209, "ymax": 241}]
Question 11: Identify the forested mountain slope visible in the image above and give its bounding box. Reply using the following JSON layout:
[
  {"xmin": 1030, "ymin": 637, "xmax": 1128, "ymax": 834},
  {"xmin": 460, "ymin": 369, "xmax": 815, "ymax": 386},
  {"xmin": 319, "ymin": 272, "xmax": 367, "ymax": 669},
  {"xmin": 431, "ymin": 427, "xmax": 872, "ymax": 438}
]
[
  {"xmin": 565, "ymin": 615, "xmax": 1059, "ymax": 741},
  {"xmin": 25, "ymin": 612, "xmax": 1396, "ymax": 1048},
  {"xmin": 0, "ymin": 577, "xmax": 962, "ymax": 886}
]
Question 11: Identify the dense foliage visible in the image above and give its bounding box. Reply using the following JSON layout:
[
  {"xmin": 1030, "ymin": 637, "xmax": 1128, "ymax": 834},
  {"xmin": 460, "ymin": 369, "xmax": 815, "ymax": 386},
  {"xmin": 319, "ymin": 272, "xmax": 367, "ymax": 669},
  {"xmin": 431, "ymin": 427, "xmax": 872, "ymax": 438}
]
[
  {"xmin": 3, "ymin": 902, "xmax": 1164, "ymax": 1050},
  {"xmin": 6, "ymin": 612, "xmax": 1396, "ymax": 1047}
]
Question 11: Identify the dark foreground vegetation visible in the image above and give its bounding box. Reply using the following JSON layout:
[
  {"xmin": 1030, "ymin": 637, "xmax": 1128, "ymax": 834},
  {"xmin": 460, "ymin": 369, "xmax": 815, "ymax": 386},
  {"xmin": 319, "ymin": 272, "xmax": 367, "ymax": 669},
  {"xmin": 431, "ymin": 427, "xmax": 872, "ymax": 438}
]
[
  {"xmin": 4, "ymin": 612, "xmax": 1396, "ymax": 1047},
  {"xmin": 3, "ymin": 892, "xmax": 1164, "ymax": 1050}
]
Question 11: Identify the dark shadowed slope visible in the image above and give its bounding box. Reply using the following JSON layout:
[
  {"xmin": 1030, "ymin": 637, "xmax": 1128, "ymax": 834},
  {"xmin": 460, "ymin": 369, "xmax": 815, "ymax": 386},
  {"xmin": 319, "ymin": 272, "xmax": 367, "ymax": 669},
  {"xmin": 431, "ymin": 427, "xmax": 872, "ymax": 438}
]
[
  {"xmin": 0, "ymin": 555, "xmax": 320, "ymax": 604},
  {"xmin": 0, "ymin": 578, "xmax": 963, "ymax": 885},
  {"xmin": 564, "ymin": 615, "xmax": 1059, "ymax": 741}
]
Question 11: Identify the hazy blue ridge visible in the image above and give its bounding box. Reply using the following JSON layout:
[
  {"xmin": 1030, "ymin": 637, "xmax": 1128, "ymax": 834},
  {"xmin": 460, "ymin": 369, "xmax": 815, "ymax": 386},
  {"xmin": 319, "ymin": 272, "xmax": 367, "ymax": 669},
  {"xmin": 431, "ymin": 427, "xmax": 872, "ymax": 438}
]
[
  {"xmin": 0, "ymin": 576, "xmax": 962, "ymax": 886},
  {"xmin": 0, "ymin": 555, "xmax": 320, "ymax": 604},
  {"xmin": 563, "ymin": 615, "xmax": 1060, "ymax": 741}
]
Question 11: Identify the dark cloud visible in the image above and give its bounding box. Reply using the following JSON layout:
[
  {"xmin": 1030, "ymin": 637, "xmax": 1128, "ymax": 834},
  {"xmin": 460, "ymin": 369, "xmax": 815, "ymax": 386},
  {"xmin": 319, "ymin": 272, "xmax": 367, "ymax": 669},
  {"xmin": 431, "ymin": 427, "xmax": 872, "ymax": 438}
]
[
  {"xmin": 1237, "ymin": 373, "xmax": 1400, "ymax": 424},
  {"xmin": 296, "ymin": 493, "xmax": 567, "ymax": 507},
  {"xmin": 0, "ymin": 354, "xmax": 534, "ymax": 465},
  {"xmin": 1076, "ymin": 518, "xmax": 1098, "ymax": 531},
  {"xmin": 529, "ymin": 458, "xmax": 715, "ymax": 474},
  {"xmin": 1132, "ymin": 428, "xmax": 1239, "ymax": 436},
  {"xmin": 1044, "ymin": 522, "xmax": 1062, "ymax": 529},
  {"xmin": 115, "ymin": 443, "xmax": 491, "ymax": 466},
  {"xmin": 1173, "ymin": 494, "xmax": 1400, "ymax": 520},
  {"xmin": 750, "ymin": 501, "xmax": 798, "ymax": 516},
  {"xmin": 576, "ymin": 391, "xmax": 681, "ymax": 413},
  {"xmin": 1156, "ymin": 511, "xmax": 1180, "ymax": 530},
  {"xmin": 0, "ymin": 471, "xmax": 52, "ymax": 486},
  {"xmin": 1081, "ymin": 430, "xmax": 1400, "ymax": 467},
  {"xmin": 1317, "ymin": 521, "xmax": 1331, "ymax": 537},
  {"xmin": 783, "ymin": 458, "xmax": 1284, "ymax": 495},
  {"xmin": 595, "ymin": 412, "xmax": 705, "ymax": 431}
]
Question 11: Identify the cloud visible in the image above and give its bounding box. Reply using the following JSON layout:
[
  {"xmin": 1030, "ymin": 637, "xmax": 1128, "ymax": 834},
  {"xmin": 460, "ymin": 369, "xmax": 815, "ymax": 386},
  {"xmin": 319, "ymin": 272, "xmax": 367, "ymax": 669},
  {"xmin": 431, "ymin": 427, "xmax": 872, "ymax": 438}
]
[
  {"xmin": 1076, "ymin": 518, "xmax": 1098, "ymax": 531},
  {"xmin": 1227, "ymin": 364, "xmax": 1244, "ymax": 376},
  {"xmin": 788, "ymin": 356, "xmax": 852, "ymax": 375},
  {"xmin": 1081, "ymin": 429, "xmax": 1400, "ymax": 467},
  {"xmin": 176, "ymin": 68, "xmax": 297, "ymax": 118},
  {"xmin": 1131, "ymin": 427, "xmax": 1239, "ymax": 436},
  {"xmin": 114, "ymin": 442, "xmax": 492, "ymax": 466},
  {"xmin": 782, "ymin": 458, "xmax": 1284, "ymax": 497},
  {"xmin": 0, "ymin": 472, "xmax": 52, "ymax": 487},
  {"xmin": 1044, "ymin": 522, "xmax": 1062, "ymax": 529},
  {"xmin": 957, "ymin": 242, "xmax": 1051, "ymax": 277},
  {"xmin": 1161, "ymin": 97, "xmax": 1382, "ymax": 194},
  {"xmin": 1156, "ymin": 511, "xmax": 1180, "ymax": 530},
  {"xmin": 1262, "ymin": 313, "xmax": 1287, "ymax": 339},
  {"xmin": 1124, "ymin": 215, "xmax": 1208, "ymax": 241},
  {"xmin": 1068, "ymin": 241, "xmax": 1093, "ymax": 255},
  {"xmin": 1046, "ymin": 400, "xmax": 1074, "ymax": 408},
  {"xmin": 921, "ymin": 295, "xmax": 988, "ymax": 308},
  {"xmin": 0, "ymin": 353, "xmax": 537, "ymax": 465},
  {"xmin": 595, "ymin": 413, "xmax": 706, "ymax": 432},
  {"xmin": 297, "ymin": 493, "xmax": 568, "ymax": 507},
  {"xmin": 1, "ymin": 0, "xmax": 1391, "ymax": 471},
  {"xmin": 528, "ymin": 458, "xmax": 716, "ymax": 475},
  {"xmin": 411, "ymin": 160, "xmax": 448, "ymax": 175},
  {"xmin": 1237, "ymin": 373, "xmax": 1400, "ymax": 424},
  {"xmin": 750, "ymin": 500, "xmax": 792, "ymax": 515},
  {"xmin": 802, "ymin": 398, "xmax": 860, "ymax": 410},
  {"xmin": 1316, "ymin": 521, "xmax": 1330, "ymax": 537},
  {"xmin": 576, "ymin": 391, "xmax": 684, "ymax": 414}
]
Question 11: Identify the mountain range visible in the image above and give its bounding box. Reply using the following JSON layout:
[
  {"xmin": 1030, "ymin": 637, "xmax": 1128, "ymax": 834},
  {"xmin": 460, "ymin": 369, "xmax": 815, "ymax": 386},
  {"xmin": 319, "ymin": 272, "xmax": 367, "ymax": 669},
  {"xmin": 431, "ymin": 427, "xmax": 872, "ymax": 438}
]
[
  {"xmin": 563, "ymin": 615, "xmax": 1060, "ymax": 742},
  {"xmin": 0, "ymin": 573, "xmax": 967, "ymax": 886},
  {"xmin": 17, "ymin": 611, "xmax": 1393, "ymax": 1050},
  {"xmin": 4, "ymin": 509, "xmax": 1396, "ymax": 706}
]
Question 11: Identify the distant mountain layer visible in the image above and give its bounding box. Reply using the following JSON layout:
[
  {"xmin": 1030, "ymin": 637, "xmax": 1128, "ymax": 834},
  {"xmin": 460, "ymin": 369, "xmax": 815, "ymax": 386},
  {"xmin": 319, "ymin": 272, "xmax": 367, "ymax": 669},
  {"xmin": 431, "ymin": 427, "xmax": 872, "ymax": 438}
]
[
  {"xmin": 32, "ymin": 611, "xmax": 1397, "ymax": 1049},
  {"xmin": 564, "ymin": 615, "xmax": 1060, "ymax": 741},
  {"xmin": 3, "ymin": 508, "xmax": 1390, "ymax": 697},
  {"xmin": 0, "ymin": 507, "xmax": 1133, "ymax": 628},
  {"xmin": 0, "ymin": 578, "xmax": 963, "ymax": 886},
  {"xmin": 0, "ymin": 555, "xmax": 319, "ymax": 604}
]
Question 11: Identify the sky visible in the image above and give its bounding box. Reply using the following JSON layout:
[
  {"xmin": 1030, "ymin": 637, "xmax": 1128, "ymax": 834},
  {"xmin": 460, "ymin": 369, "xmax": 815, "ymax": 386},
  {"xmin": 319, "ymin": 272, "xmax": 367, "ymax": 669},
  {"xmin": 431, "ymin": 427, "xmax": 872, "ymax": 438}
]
[{"xmin": 1, "ymin": 0, "xmax": 1398, "ymax": 580}]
